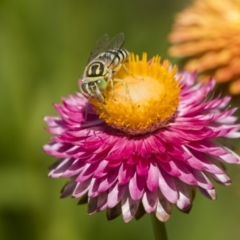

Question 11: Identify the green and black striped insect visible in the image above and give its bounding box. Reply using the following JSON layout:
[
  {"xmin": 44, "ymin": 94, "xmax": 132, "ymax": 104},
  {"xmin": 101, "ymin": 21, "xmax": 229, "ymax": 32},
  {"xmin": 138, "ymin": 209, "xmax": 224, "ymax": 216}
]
[{"xmin": 80, "ymin": 33, "xmax": 130, "ymax": 103}]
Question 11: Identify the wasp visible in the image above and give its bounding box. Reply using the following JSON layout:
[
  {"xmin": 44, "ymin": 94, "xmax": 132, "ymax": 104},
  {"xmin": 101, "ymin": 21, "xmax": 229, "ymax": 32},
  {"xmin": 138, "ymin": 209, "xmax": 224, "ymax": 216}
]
[{"xmin": 80, "ymin": 33, "xmax": 130, "ymax": 103}]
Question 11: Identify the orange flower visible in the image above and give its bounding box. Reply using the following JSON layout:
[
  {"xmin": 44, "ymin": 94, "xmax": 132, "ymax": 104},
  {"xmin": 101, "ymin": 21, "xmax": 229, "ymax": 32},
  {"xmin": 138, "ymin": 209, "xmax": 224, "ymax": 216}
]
[{"xmin": 168, "ymin": 0, "xmax": 240, "ymax": 95}]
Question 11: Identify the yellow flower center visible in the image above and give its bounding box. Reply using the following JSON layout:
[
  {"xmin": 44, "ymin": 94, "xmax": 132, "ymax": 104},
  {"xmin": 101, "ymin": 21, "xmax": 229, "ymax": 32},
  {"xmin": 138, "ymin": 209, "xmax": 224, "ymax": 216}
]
[{"xmin": 90, "ymin": 53, "xmax": 181, "ymax": 135}]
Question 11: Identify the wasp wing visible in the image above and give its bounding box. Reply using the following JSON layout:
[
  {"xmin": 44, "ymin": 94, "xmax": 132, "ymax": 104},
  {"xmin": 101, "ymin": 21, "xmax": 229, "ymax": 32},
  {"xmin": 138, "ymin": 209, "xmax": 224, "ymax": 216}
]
[
  {"xmin": 87, "ymin": 34, "xmax": 110, "ymax": 64},
  {"xmin": 107, "ymin": 32, "xmax": 125, "ymax": 67},
  {"xmin": 108, "ymin": 32, "xmax": 125, "ymax": 50}
]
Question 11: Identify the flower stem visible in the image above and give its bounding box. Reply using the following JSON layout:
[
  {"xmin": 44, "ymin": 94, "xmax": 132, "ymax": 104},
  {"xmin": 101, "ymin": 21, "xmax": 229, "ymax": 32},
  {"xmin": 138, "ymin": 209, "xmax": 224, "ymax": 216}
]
[{"xmin": 151, "ymin": 214, "xmax": 168, "ymax": 240}]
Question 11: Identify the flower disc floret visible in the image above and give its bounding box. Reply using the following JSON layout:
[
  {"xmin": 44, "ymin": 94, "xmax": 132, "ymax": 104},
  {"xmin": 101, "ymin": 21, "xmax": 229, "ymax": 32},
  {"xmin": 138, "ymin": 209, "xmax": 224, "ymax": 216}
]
[{"xmin": 90, "ymin": 53, "xmax": 181, "ymax": 135}]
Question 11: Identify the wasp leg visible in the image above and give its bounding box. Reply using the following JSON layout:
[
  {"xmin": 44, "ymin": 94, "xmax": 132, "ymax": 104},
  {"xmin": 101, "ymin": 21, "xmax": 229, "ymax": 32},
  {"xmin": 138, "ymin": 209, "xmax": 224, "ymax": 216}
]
[
  {"xmin": 112, "ymin": 78, "xmax": 132, "ymax": 101},
  {"xmin": 113, "ymin": 78, "xmax": 129, "ymax": 94},
  {"xmin": 100, "ymin": 101, "xmax": 111, "ymax": 116},
  {"xmin": 84, "ymin": 95, "xmax": 91, "ymax": 122},
  {"xmin": 109, "ymin": 78, "xmax": 115, "ymax": 99},
  {"xmin": 84, "ymin": 95, "xmax": 110, "ymax": 121}
]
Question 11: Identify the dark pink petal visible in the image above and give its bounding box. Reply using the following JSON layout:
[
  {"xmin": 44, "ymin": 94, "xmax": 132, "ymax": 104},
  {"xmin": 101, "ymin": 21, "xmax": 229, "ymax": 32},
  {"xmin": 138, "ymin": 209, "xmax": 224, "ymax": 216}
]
[
  {"xmin": 44, "ymin": 143, "xmax": 74, "ymax": 158},
  {"xmin": 187, "ymin": 140, "xmax": 229, "ymax": 156},
  {"xmin": 210, "ymin": 173, "xmax": 231, "ymax": 185},
  {"xmin": 198, "ymin": 187, "xmax": 216, "ymax": 200},
  {"xmin": 88, "ymin": 197, "xmax": 98, "ymax": 215},
  {"xmin": 88, "ymin": 178, "xmax": 100, "ymax": 197},
  {"xmin": 76, "ymin": 163, "xmax": 99, "ymax": 182},
  {"xmin": 178, "ymin": 71, "xmax": 196, "ymax": 87},
  {"xmin": 93, "ymin": 160, "xmax": 109, "ymax": 178},
  {"xmin": 211, "ymin": 108, "xmax": 237, "ymax": 123},
  {"xmin": 106, "ymin": 138, "xmax": 129, "ymax": 160},
  {"xmin": 44, "ymin": 116, "xmax": 66, "ymax": 134},
  {"xmin": 159, "ymin": 160, "xmax": 181, "ymax": 177},
  {"xmin": 85, "ymin": 151, "xmax": 108, "ymax": 164},
  {"xmin": 142, "ymin": 191, "xmax": 158, "ymax": 213},
  {"xmin": 174, "ymin": 178, "xmax": 192, "ymax": 212},
  {"xmin": 122, "ymin": 139, "xmax": 138, "ymax": 158},
  {"xmin": 140, "ymin": 140, "xmax": 152, "ymax": 158},
  {"xmin": 118, "ymin": 163, "xmax": 134, "ymax": 185},
  {"xmin": 82, "ymin": 138, "xmax": 107, "ymax": 150},
  {"xmin": 146, "ymin": 163, "xmax": 160, "ymax": 191},
  {"xmin": 97, "ymin": 170, "xmax": 118, "ymax": 193},
  {"xmin": 205, "ymin": 96, "xmax": 231, "ymax": 109},
  {"xmin": 182, "ymin": 146, "xmax": 225, "ymax": 174},
  {"xmin": 121, "ymin": 193, "xmax": 139, "ymax": 223},
  {"xmin": 145, "ymin": 135, "xmax": 166, "ymax": 153},
  {"xmin": 162, "ymin": 143, "xmax": 186, "ymax": 158},
  {"xmin": 155, "ymin": 152, "xmax": 171, "ymax": 162},
  {"xmin": 61, "ymin": 159, "xmax": 86, "ymax": 177},
  {"xmin": 106, "ymin": 203, "xmax": 122, "ymax": 220},
  {"xmin": 97, "ymin": 192, "xmax": 108, "ymax": 211},
  {"xmin": 129, "ymin": 173, "xmax": 145, "ymax": 201},
  {"xmin": 73, "ymin": 179, "xmax": 91, "ymax": 198},
  {"xmin": 174, "ymin": 161, "xmax": 197, "ymax": 185},
  {"xmin": 158, "ymin": 167, "xmax": 178, "ymax": 203},
  {"xmin": 191, "ymin": 170, "xmax": 214, "ymax": 190},
  {"xmin": 155, "ymin": 191, "xmax": 172, "ymax": 222},
  {"xmin": 108, "ymin": 183, "xmax": 127, "ymax": 208},
  {"xmin": 136, "ymin": 157, "xmax": 150, "ymax": 176},
  {"xmin": 61, "ymin": 178, "xmax": 77, "ymax": 198},
  {"xmin": 218, "ymin": 146, "xmax": 240, "ymax": 163},
  {"xmin": 169, "ymin": 118, "xmax": 208, "ymax": 130},
  {"xmin": 48, "ymin": 158, "xmax": 73, "ymax": 178}
]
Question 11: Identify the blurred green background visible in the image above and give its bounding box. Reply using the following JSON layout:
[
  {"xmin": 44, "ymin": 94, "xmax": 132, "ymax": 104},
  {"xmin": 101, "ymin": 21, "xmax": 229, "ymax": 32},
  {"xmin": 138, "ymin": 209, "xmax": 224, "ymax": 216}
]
[{"xmin": 1, "ymin": 0, "xmax": 240, "ymax": 239}]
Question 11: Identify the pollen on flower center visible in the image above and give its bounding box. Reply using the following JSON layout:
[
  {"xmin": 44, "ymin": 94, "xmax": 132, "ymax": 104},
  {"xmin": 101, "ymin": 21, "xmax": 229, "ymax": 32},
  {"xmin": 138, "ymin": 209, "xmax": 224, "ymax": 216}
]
[{"xmin": 90, "ymin": 53, "xmax": 181, "ymax": 135}]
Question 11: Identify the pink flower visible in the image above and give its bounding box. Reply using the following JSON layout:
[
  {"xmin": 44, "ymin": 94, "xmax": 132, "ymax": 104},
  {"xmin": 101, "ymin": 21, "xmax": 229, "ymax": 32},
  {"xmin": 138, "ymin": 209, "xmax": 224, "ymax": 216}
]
[{"xmin": 43, "ymin": 53, "xmax": 240, "ymax": 222}]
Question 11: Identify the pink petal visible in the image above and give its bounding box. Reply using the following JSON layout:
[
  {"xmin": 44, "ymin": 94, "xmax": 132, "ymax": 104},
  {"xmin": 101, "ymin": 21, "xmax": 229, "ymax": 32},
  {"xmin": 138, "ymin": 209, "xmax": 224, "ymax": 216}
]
[
  {"xmin": 146, "ymin": 163, "xmax": 160, "ymax": 191},
  {"xmin": 142, "ymin": 191, "xmax": 158, "ymax": 213},
  {"xmin": 118, "ymin": 162, "xmax": 134, "ymax": 184},
  {"xmin": 155, "ymin": 191, "xmax": 172, "ymax": 222},
  {"xmin": 129, "ymin": 173, "xmax": 145, "ymax": 201},
  {"xmin": 121, "ymin": 193, "xmax": 139, "ymax": 223},
  {"xmin": 158, "ymin": 167, "xmax": 178, "ymax": 203},
  {"xmin": 73, "ymin": 179, "xmax": 91, "ymax": 198},
  {"xmin": 108, "ymin": 183, "xmax": 127, "ymax": 208}
]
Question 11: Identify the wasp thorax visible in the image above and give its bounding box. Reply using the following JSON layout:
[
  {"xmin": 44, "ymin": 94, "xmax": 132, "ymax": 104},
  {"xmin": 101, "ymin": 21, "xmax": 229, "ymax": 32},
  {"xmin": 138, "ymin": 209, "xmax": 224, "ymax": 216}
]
[{"xmin": 87, "ymin": 61, "xmax": 106, "ymax": 77}]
